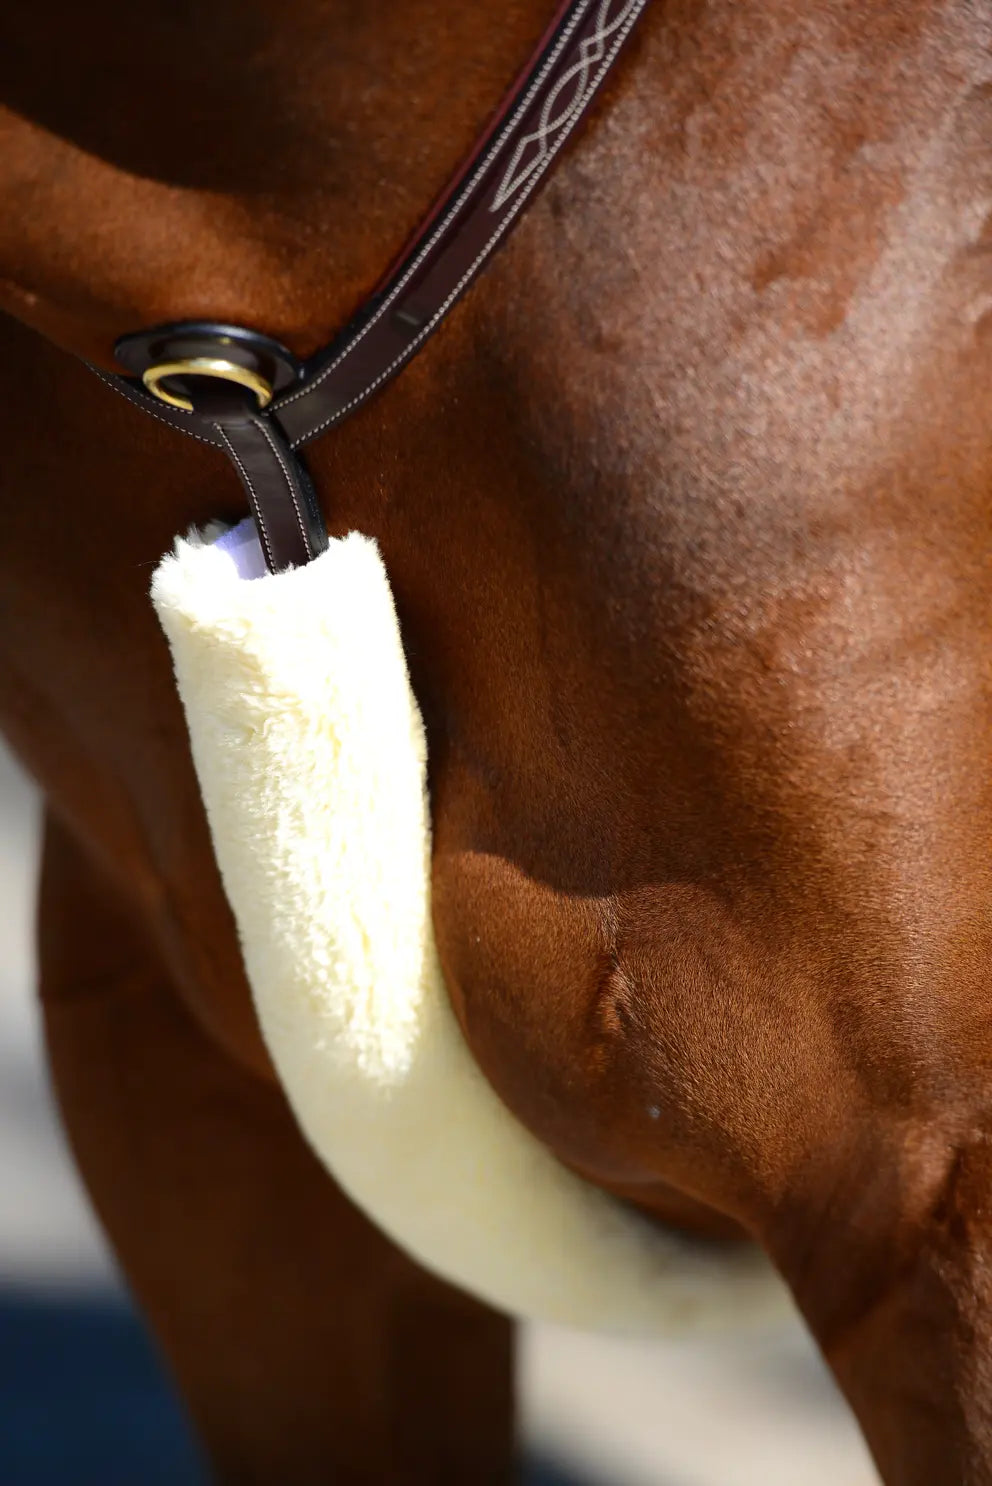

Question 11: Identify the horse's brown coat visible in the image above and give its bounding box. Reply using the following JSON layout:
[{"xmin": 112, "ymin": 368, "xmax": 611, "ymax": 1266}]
[{"xmin": 2, "ymin": 1, "xmax": 992, "ymax": 1481}]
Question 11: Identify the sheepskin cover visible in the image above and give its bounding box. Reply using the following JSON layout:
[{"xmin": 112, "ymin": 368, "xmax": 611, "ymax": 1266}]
[{"xmin": 151, "ymin": 524, "xmax": 788, "ymax": 1334}]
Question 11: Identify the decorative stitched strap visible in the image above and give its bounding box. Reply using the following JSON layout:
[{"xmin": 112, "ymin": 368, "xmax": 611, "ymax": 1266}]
[
  {"xmin": 274, "ymin": 0, "xmax": 648, "ymax": 448},
  {"xmin": 99, "ymin": 0, "xmax": 652, "ymax": 568}
]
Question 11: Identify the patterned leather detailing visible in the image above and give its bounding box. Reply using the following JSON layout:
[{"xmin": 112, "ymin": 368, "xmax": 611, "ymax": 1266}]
[{"xmin": 490, "ymin": 0, "xmax": 641, "ymax": 210}]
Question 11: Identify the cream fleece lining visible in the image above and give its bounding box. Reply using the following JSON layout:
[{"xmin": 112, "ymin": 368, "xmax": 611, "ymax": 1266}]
[{"xmin": 151, "ymin": 527, "xmax": 788, "ymax": 1334}]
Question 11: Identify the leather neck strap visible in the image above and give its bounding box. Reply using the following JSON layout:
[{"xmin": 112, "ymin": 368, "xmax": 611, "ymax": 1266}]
[{"xmin": 102, "ymin": 0, "xmax": 651, "ymax": 570}]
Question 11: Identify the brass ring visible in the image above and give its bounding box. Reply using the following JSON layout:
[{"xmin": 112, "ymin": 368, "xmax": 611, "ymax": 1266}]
[{"xmin": 142, "ymin": 357, "xmax": 273, "ymax": 412}]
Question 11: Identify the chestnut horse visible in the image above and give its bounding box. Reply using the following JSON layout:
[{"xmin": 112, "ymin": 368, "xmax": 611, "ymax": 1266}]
[{"xmin": 3, "ymin": 0, "xmax": 992, "ymax": 1481}]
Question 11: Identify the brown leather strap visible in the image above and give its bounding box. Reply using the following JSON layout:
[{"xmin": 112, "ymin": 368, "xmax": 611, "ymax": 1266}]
[
  {"xmin": 275, "ymin": 0, "xmax": 648, "ymax": 448},
  {"xmin": 100, "ymin": 0, "xmax": 651, "ymax": 568},
  {"xmin": 212, "ymin": 412, "xmax": 327, "ymax": 571}
]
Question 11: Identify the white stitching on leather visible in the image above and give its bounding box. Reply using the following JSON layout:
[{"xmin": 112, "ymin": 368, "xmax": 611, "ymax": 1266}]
[
  {"xmin": 274, "ymin": 0, "xmax": 597, "ymax": 414},
  {"xmin": 490, "ymin": 0, "xmax": 639, "ymax": 210},
  {"xmin": 216, "ymin": 425, "xmax": 276, "ymax": 572},
  {"xmin": 289, "ymin": 0, "xmax": 647, "ymax": 448},
  {"xmin": 252, "ymin": 416, "xmax": 309, "ymax": 551},
  {"xmin": 88, "ymin": 365, "xmax": 221, "ymax": 448}
]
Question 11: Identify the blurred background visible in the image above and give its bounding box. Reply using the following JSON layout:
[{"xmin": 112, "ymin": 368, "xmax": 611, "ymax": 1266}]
[{"xmin": 0, "ymin": 738, "xmax": 879, "ymax": 1485}]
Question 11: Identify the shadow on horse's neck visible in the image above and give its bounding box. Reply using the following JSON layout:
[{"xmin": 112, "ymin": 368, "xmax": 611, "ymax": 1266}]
[{"xmin": 0, "ymin": 0, "xmax": 555, "ymax": 361}]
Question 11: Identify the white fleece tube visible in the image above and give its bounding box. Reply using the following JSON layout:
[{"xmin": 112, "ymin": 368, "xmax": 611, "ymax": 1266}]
[{"xmin": 151, "ymin": 527, "xmax": 788, "ymax": 1334}]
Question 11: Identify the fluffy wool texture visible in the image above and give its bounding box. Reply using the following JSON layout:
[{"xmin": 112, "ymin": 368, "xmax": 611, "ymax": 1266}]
[{"xmin": 151, "ymin": 525, "xmax": 789, "ymax": 1334}]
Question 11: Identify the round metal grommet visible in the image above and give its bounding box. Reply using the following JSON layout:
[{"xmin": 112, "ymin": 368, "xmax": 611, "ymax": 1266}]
[
  {"xmin": 115, "ymin": 321, "xmax": 304, "ymax": 415},
  {"xmin": 142, "ymin": 356, "xmax": 274, "ymax": 412}
]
